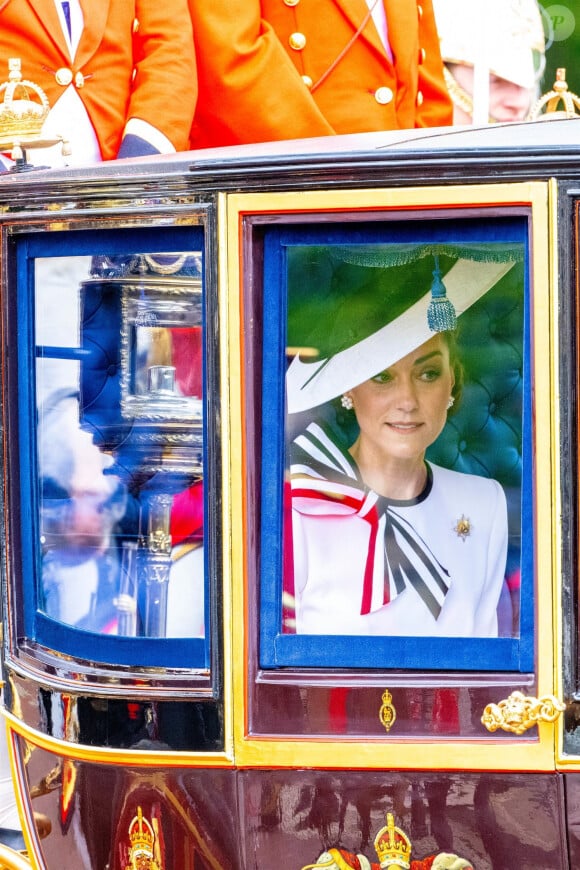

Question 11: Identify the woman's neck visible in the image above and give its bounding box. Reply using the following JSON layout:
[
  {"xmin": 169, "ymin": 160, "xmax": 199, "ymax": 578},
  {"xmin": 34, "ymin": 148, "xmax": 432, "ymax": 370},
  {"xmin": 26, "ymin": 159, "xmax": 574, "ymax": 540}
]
[{"xmin": 349, "ymin": 439, "xmax": 427, "ymax": 500}]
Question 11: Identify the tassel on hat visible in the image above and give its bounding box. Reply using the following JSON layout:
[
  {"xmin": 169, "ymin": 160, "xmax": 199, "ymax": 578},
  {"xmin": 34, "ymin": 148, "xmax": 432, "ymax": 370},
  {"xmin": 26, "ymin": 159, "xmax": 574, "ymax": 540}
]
[{"xmin": 427, "ymin": 255, "xmax": 457, "ymax": 332}]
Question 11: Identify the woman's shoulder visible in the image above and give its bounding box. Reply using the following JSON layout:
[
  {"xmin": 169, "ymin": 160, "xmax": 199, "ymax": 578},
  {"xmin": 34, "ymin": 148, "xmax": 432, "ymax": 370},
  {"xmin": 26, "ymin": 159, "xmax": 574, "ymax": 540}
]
[{"xmin": 428, "ymin": 461, "xmax": 505, "ymax": 501}]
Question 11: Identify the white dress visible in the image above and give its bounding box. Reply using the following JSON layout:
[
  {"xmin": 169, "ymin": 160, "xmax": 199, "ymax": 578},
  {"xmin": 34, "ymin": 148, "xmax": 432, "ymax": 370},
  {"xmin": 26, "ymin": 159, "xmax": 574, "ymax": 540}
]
[{"xmin": 290, "ymin": 422, "xmax": 508, "ymax": 637}]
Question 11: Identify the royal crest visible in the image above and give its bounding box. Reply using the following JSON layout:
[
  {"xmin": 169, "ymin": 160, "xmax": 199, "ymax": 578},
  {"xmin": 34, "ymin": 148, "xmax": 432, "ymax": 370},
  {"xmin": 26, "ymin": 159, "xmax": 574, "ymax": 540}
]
[{"xmin": 125, "ymin": 806, "xmax": 162, "ymax": 870}]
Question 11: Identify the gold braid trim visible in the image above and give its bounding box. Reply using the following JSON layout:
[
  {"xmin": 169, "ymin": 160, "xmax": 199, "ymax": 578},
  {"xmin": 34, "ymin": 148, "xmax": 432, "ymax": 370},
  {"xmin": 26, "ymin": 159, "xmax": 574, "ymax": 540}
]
[
  {"xmin": 443, "ymin": 66, "xmax": 498, "ymax": 123},
  {"xmin": 443, "ymin": 66, "xmax": 473, "ymax": 116}
]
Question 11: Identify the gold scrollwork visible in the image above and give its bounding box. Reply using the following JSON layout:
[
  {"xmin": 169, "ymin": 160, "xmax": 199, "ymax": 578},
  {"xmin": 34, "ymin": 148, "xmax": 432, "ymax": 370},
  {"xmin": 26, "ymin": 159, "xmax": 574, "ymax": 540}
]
[
  {"xmin": 481, "ymin": 690, "xmax": 565, "ymax": 735},
  {"xmin": 379, "ymin": 689, "xmax": 396, "ymax": 733},
  {"xmin": 148, "ymin": 529, "xmax": 172, "ymax": 554}
]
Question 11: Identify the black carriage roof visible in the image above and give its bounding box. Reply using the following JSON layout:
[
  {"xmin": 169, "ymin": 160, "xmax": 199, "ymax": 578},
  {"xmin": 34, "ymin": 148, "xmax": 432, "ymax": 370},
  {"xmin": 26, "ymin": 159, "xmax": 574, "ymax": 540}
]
[{"xmin": 0, "ymin": 116, "xmax": 579, "ymax": 198}]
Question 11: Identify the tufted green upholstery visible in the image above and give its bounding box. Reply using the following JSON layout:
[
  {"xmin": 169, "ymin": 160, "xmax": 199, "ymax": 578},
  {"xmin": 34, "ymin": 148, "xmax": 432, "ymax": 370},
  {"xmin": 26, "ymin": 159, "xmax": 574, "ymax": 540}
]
[
  {"xmin": 427, "ymin": 263, "xmax": 523, "ymax": 517},
  {"xmin": 427, "ymin": 264, "xmax": 524, "ymax": 637}
]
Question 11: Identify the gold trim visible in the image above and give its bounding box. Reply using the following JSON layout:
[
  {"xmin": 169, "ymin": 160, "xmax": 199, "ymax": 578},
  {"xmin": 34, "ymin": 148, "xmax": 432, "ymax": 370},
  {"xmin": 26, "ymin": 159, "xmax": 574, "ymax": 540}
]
[
  {"xmin": 481, "ymin": 691, "xmax": 565, "ymax": 735},
  {"xmin": 550, "ymin": 177, "xmax": 571, "ymax": 769},
  {"xmin": 156, "ymin": 786, "xmax": 225, "ymax": 870},
  {"xmin": 0, "ymin": 844, "xmax": 31, "ymax": 870},
  {"xmin": 234, "ymin": 735, "xmax": 555, "ymax": 772},
  {"xmin": 528, "ymin": 178, "xmax": 556, "ymax": 716},
  {"xmin": 4, "ymin": 722, "xmax": 41, "ymax": 869},
  {"xmin": 3, "ymin": 711, "xmax": 233, "ymax": 768},
  {"xmin": 218, "ymin": 191, "xmax": 236, "ymax": 763},
  {"xmin": 226, "ymin": 183, "xmax": 547, "ymax": 214},
  {"xmin": 227, "ymin": 182, "xmax": 557, "ymax": 770},
  {"xmin": 225, "ymin": 191, "xmax": 250, "ymax": 761}
]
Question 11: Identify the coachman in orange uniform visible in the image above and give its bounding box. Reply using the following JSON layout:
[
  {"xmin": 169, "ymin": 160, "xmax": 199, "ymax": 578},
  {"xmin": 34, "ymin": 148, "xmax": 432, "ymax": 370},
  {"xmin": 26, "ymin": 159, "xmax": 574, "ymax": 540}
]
[
  {"xmin": 0, "ymin": 0, "xmax": 196, "ymax": 162},
  {"xmin": 188, "ymin": 0, "xmax": 452, "ymax": 148}
]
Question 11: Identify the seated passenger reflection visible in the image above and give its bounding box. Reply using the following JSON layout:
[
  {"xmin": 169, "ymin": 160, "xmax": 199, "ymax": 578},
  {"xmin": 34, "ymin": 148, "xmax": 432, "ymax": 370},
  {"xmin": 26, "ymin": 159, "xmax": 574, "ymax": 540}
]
[
  {"xmin": 38, "ymin": 390, "xmax": 204, "ymax": 637},
  {"xmin": 39, "ymin": 390, "xmax": 127, "ymax": 632}
]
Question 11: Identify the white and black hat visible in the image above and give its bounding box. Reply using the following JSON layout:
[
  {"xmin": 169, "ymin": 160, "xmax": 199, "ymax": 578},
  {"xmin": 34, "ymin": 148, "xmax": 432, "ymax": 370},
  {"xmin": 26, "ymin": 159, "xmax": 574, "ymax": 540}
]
[{"xmin": 286, "ymin": 243, "xmax": 522, "ymax": 414}]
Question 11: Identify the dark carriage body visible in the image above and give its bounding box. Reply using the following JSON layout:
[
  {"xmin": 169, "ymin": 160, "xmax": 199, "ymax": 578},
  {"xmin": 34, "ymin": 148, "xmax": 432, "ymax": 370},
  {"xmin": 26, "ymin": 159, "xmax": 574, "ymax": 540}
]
[{"xmin": 0, "ymin": 118, "xmax": 579, "ymax": 868}]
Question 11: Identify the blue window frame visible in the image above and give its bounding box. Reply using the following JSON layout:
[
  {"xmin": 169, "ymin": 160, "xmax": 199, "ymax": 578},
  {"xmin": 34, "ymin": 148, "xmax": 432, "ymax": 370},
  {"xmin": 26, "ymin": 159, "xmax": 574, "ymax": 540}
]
[
  {"xmin": 15, "ymin": 225, "xmax": 210, "ymax": 670},
  {"xmin": 259, "ymin": 215, "xmax": 533, "ymax": 672}
]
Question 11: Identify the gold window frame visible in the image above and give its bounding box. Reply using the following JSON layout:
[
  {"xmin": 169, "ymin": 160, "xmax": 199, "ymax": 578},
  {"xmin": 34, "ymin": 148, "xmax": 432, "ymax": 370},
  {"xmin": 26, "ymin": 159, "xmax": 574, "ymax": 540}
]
[{"xmin": 223, "ymin": 181, "xmax": 559, "ymax": 771}]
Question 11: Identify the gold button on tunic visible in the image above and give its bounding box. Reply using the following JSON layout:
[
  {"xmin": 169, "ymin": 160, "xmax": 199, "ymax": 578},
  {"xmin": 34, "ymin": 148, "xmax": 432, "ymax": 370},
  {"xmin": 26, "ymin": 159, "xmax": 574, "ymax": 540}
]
[
  {"xmin": 289, "ymin": 32, "xmax": 307, "ymax": 50},
  {"xmin": 374, "ymin": 86, "xmax": 394, "ymax": 105},
  {"xmin": 55, "ymin": 67, "xmax": 73, "ymax": 86}
]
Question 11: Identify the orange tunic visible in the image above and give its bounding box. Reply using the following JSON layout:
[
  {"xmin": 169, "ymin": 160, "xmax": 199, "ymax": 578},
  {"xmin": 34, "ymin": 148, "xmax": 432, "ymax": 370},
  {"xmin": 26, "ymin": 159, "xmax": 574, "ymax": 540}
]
[
  {"xmin": 0, "ymin": 0, "xmax": 197, "ymax": 160},
  {"xmin": 189, "ymin": 0, "xmax": 452, "ymax": 148}
]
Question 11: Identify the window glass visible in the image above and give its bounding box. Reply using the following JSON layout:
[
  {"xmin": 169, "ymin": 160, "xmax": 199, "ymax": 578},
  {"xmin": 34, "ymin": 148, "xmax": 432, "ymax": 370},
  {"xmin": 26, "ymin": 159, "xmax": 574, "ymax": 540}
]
[
  {"xmin": 34, "ymin": 251, "xmax": 205, "ymax": 641},
  {"xmin": 258, "ymin": 216, "xmax": 533, "ymax": 672}
]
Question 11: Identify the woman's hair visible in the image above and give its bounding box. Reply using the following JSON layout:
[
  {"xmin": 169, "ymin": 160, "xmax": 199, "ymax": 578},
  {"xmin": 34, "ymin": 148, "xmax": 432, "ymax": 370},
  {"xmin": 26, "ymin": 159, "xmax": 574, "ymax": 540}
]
[{"xmin": 441, "ymin": 329, "xmax": 464, "ymax": 415}]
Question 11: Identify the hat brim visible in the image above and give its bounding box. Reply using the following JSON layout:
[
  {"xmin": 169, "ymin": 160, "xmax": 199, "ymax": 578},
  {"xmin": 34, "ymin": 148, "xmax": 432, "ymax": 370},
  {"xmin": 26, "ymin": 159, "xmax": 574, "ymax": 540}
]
[{"xmin": 286, "ymin": 258, "xmax": 516, "ymax": 414}]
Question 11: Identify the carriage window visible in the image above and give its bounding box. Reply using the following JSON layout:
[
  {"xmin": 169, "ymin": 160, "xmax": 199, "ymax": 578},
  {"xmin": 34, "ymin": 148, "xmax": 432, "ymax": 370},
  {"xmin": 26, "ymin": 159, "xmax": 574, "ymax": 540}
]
[
  {"xmin": 259, "ymin": 217, "xmax": 533, "ymax": 673},
  {"xmin": 16, "ymin": 229, "xmax": 211, "ymax": 669}
]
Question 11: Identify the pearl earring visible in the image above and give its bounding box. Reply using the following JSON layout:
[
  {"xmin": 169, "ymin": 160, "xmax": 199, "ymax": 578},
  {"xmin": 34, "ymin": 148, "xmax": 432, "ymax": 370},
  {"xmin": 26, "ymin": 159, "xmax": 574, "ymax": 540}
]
[
  {"xmin": 341, "ymin": 394, "xmax": 353, "ymax": 410},
  {"xmin": 446, "ymin": 396, "xmax": 455, "ymax": 410}
]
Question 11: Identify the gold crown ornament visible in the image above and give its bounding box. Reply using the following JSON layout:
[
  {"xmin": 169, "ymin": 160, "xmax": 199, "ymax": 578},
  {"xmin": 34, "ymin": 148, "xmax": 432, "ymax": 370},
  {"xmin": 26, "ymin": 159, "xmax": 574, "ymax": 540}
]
[
  {"xmin": 374, "ymin": 813, "xmax": 412, "ymax": 868},
  {"xmin": 527, "ymin": 68, "xmax": 580, "ymax": 120},
  {"xmin": 125, "ymin": 806, "xmax": 162, "ymax": 870},
  {"xmin": 0, "ymin": 58, "xmax": 70, "ymax": 163}
]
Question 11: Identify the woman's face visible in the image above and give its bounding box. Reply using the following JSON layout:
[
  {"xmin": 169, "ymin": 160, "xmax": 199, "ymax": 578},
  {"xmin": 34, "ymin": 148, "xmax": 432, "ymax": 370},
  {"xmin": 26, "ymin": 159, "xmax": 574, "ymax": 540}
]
[{"xmin": 348, "ymin": 333, "xmax": 454, "ymax": 465}]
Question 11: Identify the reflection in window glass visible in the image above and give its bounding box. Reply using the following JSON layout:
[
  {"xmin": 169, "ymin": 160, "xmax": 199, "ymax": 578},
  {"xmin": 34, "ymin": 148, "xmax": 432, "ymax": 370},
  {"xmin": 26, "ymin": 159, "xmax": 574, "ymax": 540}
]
[{"xmin": 35, "ymin": 253, "xmax": 205, "ymax": 639}]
